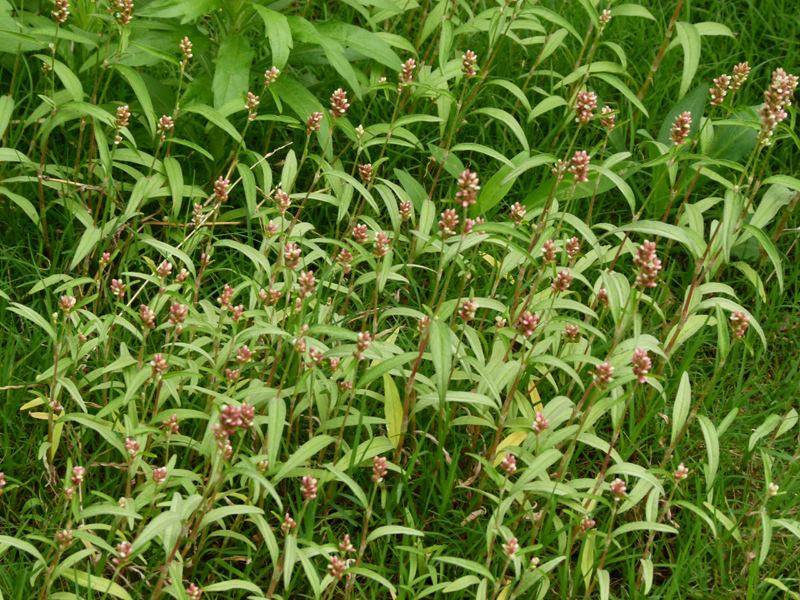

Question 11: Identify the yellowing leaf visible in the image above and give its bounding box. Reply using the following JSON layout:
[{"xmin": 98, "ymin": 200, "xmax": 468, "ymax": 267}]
[{"xmin": 493, "ymin": 431, "xmax": 528, "ymax": 465}]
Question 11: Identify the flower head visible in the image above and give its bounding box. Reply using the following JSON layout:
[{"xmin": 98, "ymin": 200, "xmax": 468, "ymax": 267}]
[
  {"xmin": 609, "ymin": 477, "xmax": 627, "ymax": 499},
  {"xmin": 568, "ymin": 151, "xmax": 590, "ymax": 182},
  {"xmin": 301, "ymin": 475, "xmax": 318, "ymax": 501},
  {"xmin": 516, "ymin": 311, "xmax": 540, "ymax": 338},
  {"xmin": 631, "ymin": 348, "xmax": 652, "ymax": 383},
  {"xmin": 532, "ymin": 411, "xmax": 549, "ymax": 434},
  {"xmin": 730, "ymin": 311, "xmax": 749, "ymax": 338},
  {"xmin": 594, "ymin": 361, "xmax": 614, "ymax": 386},
  {"xmin": 500, "ymin": 453, "xmax": 517, "ymax": 475},
  {"xmin": 462, "ymin": 50, "xmax": 478, "ymax": 77},
  {"xmin": 330, "ymin": 88, "xmax": 350, "ymax": 118},
  {"xmin": 306, "ymin": 111, "xmax": 323, "ymax": 135},
  {"xmin": 670, "ymin": 111, "xmax": 693, "ymax": 146},
  {"xmin": 634, "ymin": 240, "xmax": 662, "ymax": 288},
  {"xmin": 455, "ymin": 169, "xmax": 480, "ymax": 208},
  {"xmin": 372, "ymin": 455, "xmax": 389, "ymax": 483},
  {"xmin": 575, "ymin": 90, "xmax": 597, "ymax": 124}
]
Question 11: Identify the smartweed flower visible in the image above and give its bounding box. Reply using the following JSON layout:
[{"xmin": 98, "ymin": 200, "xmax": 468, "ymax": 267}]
[
  {"xmin": 731, "ymin": 62, "xmax": 750, "ymax": 91},
  {"xmin": 459, "ymin": 298, "xmax": 477, "ymax": 321},
  {"xmin": 709, "ymin": 74, "xmax": 731, "ymax": 106},
  {"xmin": 439, "ymin": 209, "xmax": 459, "ymax": 236},
  {"xmin": 631, "ymin": 348, "xmax": 652, "ymax": 383},
  {"xmin": 179, "ymin": 37, "xmax": 193, "ymax": 66},
  {"xmin": 670, "ymin": 111, "xmax": 692, "ymax": 146},
  {"xmin": 500, "ymin": 453, "xmax": 517, "ymax": 475},
  {"xmin": 301, "ymin": 475, "xmax": 318, "ymax": 501},
  {"xmin": 568, "ymin": 151, "xmax": 590, "ymax": 182},
  {"xmin": 330, "ymin": 88, "xmax": 350, "ymax": 118},
  {"xmin": 503, "ymin": 537, "xmax": 519, "ymax": 557},
  {"xmin": 730, "ymin": 311, "xmax": 749, "ymax": 338},
  {"xmin": 462, "ymin": 50, "xmax": 478, "ymax": 77},
  {"xmin": 455, "ymin": 169, "xmax": 480, "ymax": 208},
  {"xmin": 609, "ymin": 477, "xmax": 627, "ymax": 499},
  {"xmin": 264, "ymin": 66, "xmax": 280, "ymax": 86},
  {"xmin": 594, "ymin": 361, "xmax": 614, "ymax": 386},
  {"xmin": 532, "ymin": 411, "xmax": 549, "ymax": 434},
  {"xmin": 575, "ymin": 90, "xmax": 597, "ymax": 124},
  {"xmin": 372, "ymin": 455, "xmax": 389, "ymax": 482},
  {"xmin": 52, "ymin": 0, "xmax": 70, "ymax": 23},
  {"xmin": 306, "ymin": 111, "xmax": 323, "ymax": 134},
  {"xmin": 634, "ymin": 240, "xmax": 662, "ymax": 288},
  {"xmin": 516, "ymin": 311, "xmax": 540, "ymax": 338}
]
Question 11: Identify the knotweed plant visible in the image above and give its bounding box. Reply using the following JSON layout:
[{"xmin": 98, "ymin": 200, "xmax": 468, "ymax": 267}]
[{"xmin": 0, "ymin": 0, "xmax": 798, "ymax": 599}]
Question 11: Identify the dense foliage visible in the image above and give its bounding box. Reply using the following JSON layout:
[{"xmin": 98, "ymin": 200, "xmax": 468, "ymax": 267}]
[{"xmin": 0, "ymin": 0, "xmax": 798, "ymax": 598}]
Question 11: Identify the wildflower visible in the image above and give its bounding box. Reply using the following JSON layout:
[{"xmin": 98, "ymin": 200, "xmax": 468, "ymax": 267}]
[
  {"xmin": 150, "ymin": 353, "xmax": 168, "ymax": 376},
  {"xmin": 328, "ymin": 555, "xmax": 348, "ymax": 579},
  {"xmin": 55, "ymin": 528, "xmax": 73, "ymax": 548},
  {"xmin": 352, "ymin": 223, "xmax": 369, "ymax": 244},
  {"xmin": 599, "ymin": 8, "xmax": 612, "ymax": 28},
  {"xmin": 462, "ymin": 50, "xmax": 478, "ymax": 77},
  {"xmin": 246, "ymin": 91, "xmax": 260, "ymax": 121},
  {"xmin": 435, "ymin": 209, "xmax": 463, "ymax": 242},
  {"xmin": 339, "ymin": 534, "xmax": 356, "ymax": 553},
  {"xmin": 236, "ymin": 345, "xmax": 252, "ymax": 364},
  {"xmin": 670, "ymin": 111, "xmax": 692, "ymax": 145},
  {"xmin": 552, "ymin": 159, "xmax": 568, "ymax": 181},
  {"xmin": 551, "ymin": 269, "xmax": 573, "ymax": 293},
  {"xmin": 631, "ymin": 348, "xmax": 652, "ymax": 383},
  {"xmin": 499, "ymin": 453, "xmax": 517, "ymax": 475},
  {"xmin": 674, "ymin": 463, "xmax": 689, "ymax": 482},
  {"xmin": 372, "ymin": 455, "xmax": 389, "ymax": 483},
  {"xmin": 157, "ymin": 114, "xmax": 174, "ymax": 141},
  {"xmin": 767, "ymin": 482, "xmax": 779, "ymax": 497},
  {"xmin": 516, "ymin": 311, "xmax": 540, "ymax": 338},
  {"xmin": 597, "ymin": 288, "xmax": 609, "ymax": 305},
  {"xmin": 218, "ymin": 283, "xmax": 234, "ymax": 308},
  {"xmin": 113, "ymin": 540, "xmax": 132, "ymax": 565},
  {"xmin": 214, "ymin": 177, "xmax": 230, "ymax": 203},
  {"xmin": 358, "ymin": 163, "xmax": 374, "ymax": 184},
  {"xmin": 610, "ymin": 477, "xmax": 627, "ymax": 499},
  {"xmin": 111, "ymin": 0, "xmax": 134, "ymax": 26},
  {"xmin": 306, "ymin": 111, "xmax": 323, "ymax": 135},
  {"xmin": 594, "ymin": 361, "xmax": 614, "ymax": 386},
  {"xmin": 495, "ymin": 316, "xmax": 507, "ymax": 328},
  {"xmin": 114, "ymin": 105, "xmax": 130, "ymax": 145},
  {"xmin": 600, "ymin": 105, "xmax": 616, "ymax": 131},
  {"xmin": 163, "ymin": 415, "xmax": 180, "ymax": 435},
  {"xmin": 330, "ymin": 88, "xmax": 350, "ymax": 118},
  {"xmin": 52, "ymin": 0, "xmax": 70, "ymax": 23},
  {"xmin": 264, "ymin": 66, "xmax": 280, "ymax": 86},
  {"xmin": 581, "ymin": 517, "xmax": 596, "ymax": 532},
  {"xmin": 464, "ymin": 217, "xmax": 483, "ymax": 234},
  {"xmin": 731, "ymin": 62, "xmax": 750, "ymax": 91},
  {"xmin": 532, "ymin": 411, "xmax": 549, "ymax": 434},
  {"xmin": 730, "ymin": 311, "xmax": 749, "ymax": 338},
  {"xmin": 565, "ymin": 236, "xmax": 581, "ymax": 259},
  {"xmin": 564, "ymin": 324, "xmax": 580, "ymax": 341},
  {"xmin": 374, "ymin": 231, "xmax": 390, "ymax": 257},
  {"xmin": 575, "ymin": 90, "xmax": 598, "ymax": 124},
  {"xmin": 509, "ymin": 202, "xmax": 526, "ymax": 224},
  {"xmin": 568, "ymin": 151, "xmax": 590, "ymax": 183},
  {"xmin": 355, "ymin": 331, "xmax": 372, "ymax": 360},
  {"xmin": 125, "ymin": 437, "xmax": 140, "ymax": 457},
  {"xmin": 399, "ymin": 57, "xmax": 416, "ymax": 87},
  {"xmin": 64, "ymin": 486, "xmax": 74, "ymax": 499},
  {"xmin": 281, "ymin": 513, "xmax": 297, "ymax": 535},
  {"xmin": 759, "ymin": 68, "xmax": 798, "ymax": 145},
  {"xmin": 71, "ymin": 466, "xmax": 86, "ymax": 486},
  {"xmin": 186, "ymin": 583, "xmax": 202, "ymax": 600},
  {"xmin": 152, "ymin": 466, "xmax": 168, "ymax": 484},
  {"xmin": 284, "ymin": 242, "xmax": 302, "ymax": 269},
  {"xmin": 271, "ymin": 189, "xmax": 291, "ymax": 215},
  {"xmin": 459, "ymin": 298, "xmax": 478, "ymax": 322},
  {"xmin": 168, "ymin": 303, "xmax": 188, "ymax": 327},
  {"xmin": 329, "ymin": 357, "xmax": 340, "ymax": 371},
  {"xmin": 503, "ymin": 537, "xmax": 519, "ymax": 557},
  {"xmin": 355, "ymin": 124, "xmax": 365, "ymax": 139},
  {"xmin": 298, "ymin": 270, "xmax": 316, "ymax": 298},
  {"xmin": 110, "ymin": 278, "xmax": 126, "ymax": 299},
  {"xmin": 225, "ymin": 368, "xmax": 240, "ymax": 383},
  {"xmin": 709, "ymin": 74, "xmax": 731, "ymax": 106},
  {"xmin": 634, "ymin": 240, "xmax": 662, "ymax": 288},
  {"xmin": 455, "ymin": 169, "xmax": 480, "ymax": 208},
  {"xmin": 301, "ymin": 475, "xmax": 318, "ymax": 501},
  {"xmin": 541, "ymin": 239, "xmax": 556, "ymax": 262},
  {"xmin": 530, "ymin": 556, "xmax": 541, "ymax": 568},
  {"xmin": 59, "ymin": 295, "xmax": 76, "ymax": 313},
  {"xmin": 179, "ymin": 37, "xmax": 193, "ymax": 66},
  {"xmin": 0, "ymin": 472, "xmax": 6, "ymax": 494},
  {"xmin": 399, "ymin": 200, "xmax": 412, "ymax": 221},
  {"xmin": 336, "ymin": 249, "xmax": 353, "ymax": 274}
]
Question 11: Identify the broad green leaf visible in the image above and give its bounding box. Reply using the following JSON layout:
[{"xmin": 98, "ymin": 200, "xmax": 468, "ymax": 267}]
[
  {"xmin": 383, "ymin": 374, "xmax": 403, "ymax": 448},
  {"xmin": 254, "ymin": 6, "xmax": 292, "ymax": 68},
  {"xmin": 674, "ymin": 22, "xmax": 701, "ymax": 97},
  {"xmin": 213, "ymin": 37, "xmax": 254, "ymax": 109},
  {"xmin": 671, "ymin": 372, "xmax": 691, "ymax": 444}
]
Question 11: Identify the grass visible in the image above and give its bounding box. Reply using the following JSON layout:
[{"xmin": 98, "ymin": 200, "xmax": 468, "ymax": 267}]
[{"xmin": 0, "ymin": 0, "xmax": 798, "ymax": 598}]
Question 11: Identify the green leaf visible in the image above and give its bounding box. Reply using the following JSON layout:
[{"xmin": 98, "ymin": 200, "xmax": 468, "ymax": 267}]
[
  {"xmin": 0, "ymin": 535, "xmax": 45, "ymax": 565},
  {"xmin": 203, "ymin": 580, "xmax": 263, "ymax": 594},
  {"xmin": 366, "ymin": 525, "xmax": 424, "ymax": 543},
  {"xmin": 697, "ymin": 415, "xmax": 719, "ymax": 489},
  {"xmin": 115, "ymin": 65, "xmax": 156, "ymax": 136},
  {"xmin": 383, "ymin": 374, "xmax": 403, "ymax": 448},
  {"xmin": 8, "ymin": 302, "xmax": 56, "ymax": 341},
  {"xmin": 183, "ymin": 104, "xmax": 242, "ymax": 144},
  {"xmin": 163, "ymin": 157, "xmax": 183, "ymax": 218},
  {"xmin": 674, "ymin": 22, "xmax": 701, "ymax": 97},
  {"xmin": 200, "ymin": 505, "xmax": 263, "ymax": 530},
  {"xmin": 254, "ymin": 6, "xmax": 292, "ymax": 69},
  {"xmin": 34, "ymin": 55, "xmax": 82, "ymax": 101},
  {"xmin": 213, "ymin": 37, "xmax": 254, "ymax": 109},
  {"xmin": 428, "ymin": 317, "xmax": 452, "ymax": 406},
  {"xmin": 740, "ymin": 224, "xmax": 783, "ymax": 292},
  {"xmin": 69, "ymin": 225, "xmax": 101, "ymax": 270},
  {"xmin": 611, "ymin": 4, "xmax": 656, "ymax": 20},
  {"xmin": 0, "ymin": 95, "xmax": 13, "ymax": 139},
  {"xmin": 474, "ymin": 108, "xmax": 528, "ymax": 151},
  {"xmin": 273, "ymin": 435, "xmax": 334, "ymax": 482},
  {"xmin": 0, "ymin": 186, "xmax": 39, "ymax": 226},
  {"xmin": 671, "ymin": 372, "xmax": 691, "ymax": 444},
  {"xmin": 57, "ymin": 570, "xmax": 132, "ymax": 600}
]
